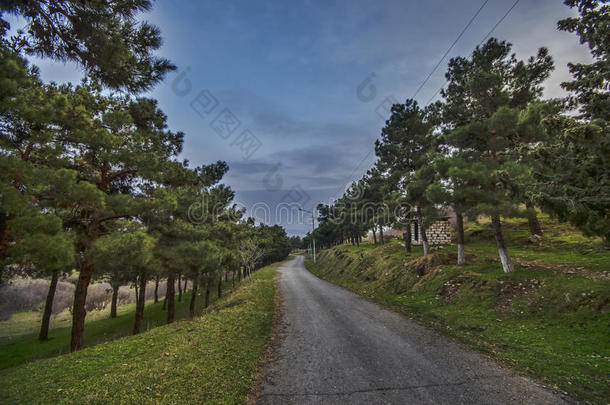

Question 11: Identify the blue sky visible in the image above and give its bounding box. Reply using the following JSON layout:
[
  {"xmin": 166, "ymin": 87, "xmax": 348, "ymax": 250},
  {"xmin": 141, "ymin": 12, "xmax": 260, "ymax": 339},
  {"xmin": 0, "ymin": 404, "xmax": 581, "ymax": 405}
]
[{"xmin": 13, "ymin": 0, "xmax": 592, "ymax": 235}]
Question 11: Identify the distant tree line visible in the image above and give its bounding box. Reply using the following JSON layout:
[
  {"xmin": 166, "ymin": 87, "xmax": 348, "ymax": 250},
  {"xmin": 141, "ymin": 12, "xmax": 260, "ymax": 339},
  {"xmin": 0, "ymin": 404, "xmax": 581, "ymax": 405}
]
[
  {"xmin": 0, "ymin": 1, "xmax": 291, "ymax": 351},
  {"xmin": 307, "ymin": 0, "xmax": 609, "ymax": 273}
]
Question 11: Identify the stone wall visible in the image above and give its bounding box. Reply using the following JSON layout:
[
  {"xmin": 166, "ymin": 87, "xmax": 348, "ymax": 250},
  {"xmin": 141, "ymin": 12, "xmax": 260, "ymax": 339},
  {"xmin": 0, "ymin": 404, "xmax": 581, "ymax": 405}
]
[{"xmin": 411, "ymin": 219, "xmax": 452, "ymax": 246}]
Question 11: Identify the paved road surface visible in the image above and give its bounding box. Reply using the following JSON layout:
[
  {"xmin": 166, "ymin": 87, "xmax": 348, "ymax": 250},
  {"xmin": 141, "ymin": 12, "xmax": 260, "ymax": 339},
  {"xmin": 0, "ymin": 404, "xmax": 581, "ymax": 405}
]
[{"xmin": 257, "ymin": 256, "xmax": 568, "ymax": 404}]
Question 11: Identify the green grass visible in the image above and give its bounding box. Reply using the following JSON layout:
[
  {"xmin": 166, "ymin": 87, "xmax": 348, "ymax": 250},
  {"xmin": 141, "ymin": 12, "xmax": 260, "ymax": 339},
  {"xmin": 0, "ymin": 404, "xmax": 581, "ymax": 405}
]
[
  {"xmin": 0, "ymin": 278, "xmax": 238, "ymax": 370},
  {"xmin": 464, "ymin": 214, "xmax": 609, "ymax": 272},
  {"xmin": 305, "ymin": 216, "xmax": 610, "ymax": 404},
  {"xmin": 0, "ymin": 262, "xmax": 280, "ymax": 404}
]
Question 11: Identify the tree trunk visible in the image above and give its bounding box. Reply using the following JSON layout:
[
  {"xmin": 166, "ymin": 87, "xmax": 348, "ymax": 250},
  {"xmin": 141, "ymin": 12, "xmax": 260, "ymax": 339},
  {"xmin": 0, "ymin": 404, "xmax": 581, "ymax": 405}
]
[
  {"xmin": 225, "ymin": 271, "xmax": 228, "ymax": 282},
  {"xmin": 491, "ymin": 215, "xmax": 514, "ymax": 273},
  {"xmin": 110, "ymin": 284, "xmax": 119, "ymax": 318},
  {"xmin": 70, "ymin": 262, "xmax": 93, "ymax": 352},
  {"xmin": 204, "ymin": 278, "xmax": 211, "ymax": 308},
  {"xmin": 417, "ymin": 207, "xmax": 429, "ymax": 255},
  {"xmin": 162, "ymin": 295, "xmax": 167, "ymax": 310},
  {"xmin": 189, "ymin": 272, "xmax": 199, "ymax": 318},
  {"xmin": 217, "ymin": 273, "xmax": 222, "ymax": 298},
  {"xmin": 456, "ymin": 212, "xmax": 466, "ymax": 265},
  {"xmin": 372, "ymin": 227, "xmax": 377, "ymax": 245},
  {"xmin": 526, "ymin": 203, "xmax": 543, "ymax": 236},
  {"xmin": 379, "ymin": 224, "xmax": 384, "ymax": 245},
  {"xmin": 154, "ymin": 274, "xmax": 159, "ymax": 303},
  {"xmin": 232, "ymin": 270, "xmax": 235, "ymax": 288},
  {"xmin": 39, "ymin": 270, "xmax": 59, "ymax": 340},
  {"xmin": 167, "ymin": 271, "xmax": 175, "ymax": 323},
  {"xmin": 177, "ymin": 273, "xmax": 182, "ymax": 302},
  {"xmin": 133, "ymin": 271, "xmax": 147, "ymax": 335},
  {"xmin": 421, "ymin": 229, "xmax": 430, "ymax": 255},
  {"xmin": 0, "ymin": 212, "xmax": 9, "ymax": 265},
  {"xmin": 403, "ymin": 227, "xmax": 411, "ymax": 254},
  {"xmin": 183, "ymin": 277, "xmax": 188, "ymax": 293}
]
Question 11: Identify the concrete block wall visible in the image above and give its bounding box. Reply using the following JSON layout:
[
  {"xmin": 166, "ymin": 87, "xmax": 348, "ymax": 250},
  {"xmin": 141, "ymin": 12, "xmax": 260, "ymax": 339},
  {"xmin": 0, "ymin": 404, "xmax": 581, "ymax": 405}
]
[{"xmin": 411, "ymin": 220, "xmax": 452, "ymax": 246}]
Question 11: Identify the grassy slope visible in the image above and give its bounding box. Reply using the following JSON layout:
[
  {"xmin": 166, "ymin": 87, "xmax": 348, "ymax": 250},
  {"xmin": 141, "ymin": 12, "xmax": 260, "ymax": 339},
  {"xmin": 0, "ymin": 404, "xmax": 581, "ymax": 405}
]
[
  {"xmin": 306, "ymin": 216, "xmax": 609, "ymax": 403},
  {"xmin": 0, "ymin": 279, "xmax": 236, "ymax": 370},
  {"xmin": 0, "ymin": 261, "xmax": 280, "ymax": 404}
]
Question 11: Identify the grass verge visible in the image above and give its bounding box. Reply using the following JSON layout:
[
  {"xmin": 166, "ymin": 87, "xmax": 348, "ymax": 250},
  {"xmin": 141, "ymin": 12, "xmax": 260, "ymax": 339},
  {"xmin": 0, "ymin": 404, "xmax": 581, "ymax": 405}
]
[
  {"xmin": 0, "ymin": 279, "xmax": 235, "ymax": 370},
  {"xmin": 305, "ymin": 217, "xmax": 609, "ymax": 404},
  {"xmin": 0, "ymin": 262, "xmax": 280, "ymax": 404}
]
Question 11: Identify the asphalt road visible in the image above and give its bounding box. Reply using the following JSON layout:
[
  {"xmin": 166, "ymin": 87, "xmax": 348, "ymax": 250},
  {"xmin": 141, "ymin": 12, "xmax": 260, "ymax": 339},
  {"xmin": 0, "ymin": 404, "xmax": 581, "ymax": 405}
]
[{"xmin": 257, "ymin": 256, "xmax": 569, "ymax": 404}]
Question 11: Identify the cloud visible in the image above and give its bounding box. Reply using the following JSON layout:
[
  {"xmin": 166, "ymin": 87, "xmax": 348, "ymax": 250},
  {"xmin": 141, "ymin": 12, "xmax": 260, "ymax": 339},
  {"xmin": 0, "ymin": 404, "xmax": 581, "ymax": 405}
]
[
  {"xmin": 228, "ymin": 161, "xmax": 286, "ymax": 175},
  {"xmin": 270, "ymin": 143, "xmax": 365, "ymax": 176},
  {"xmin": 215, "ymin": 88, "xmax": 374, "ymax": 140}
]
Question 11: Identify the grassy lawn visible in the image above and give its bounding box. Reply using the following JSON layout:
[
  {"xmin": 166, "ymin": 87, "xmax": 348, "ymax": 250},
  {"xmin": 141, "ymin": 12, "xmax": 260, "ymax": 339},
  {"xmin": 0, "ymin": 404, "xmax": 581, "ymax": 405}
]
[
  {"xmin": 464, "ymin": 215, "xmax": 610, "ymax": 272},
  {"xmin": 0, "ymin": 261, "xmax": 280, "ymax": 404},
  {"xmin": 0, "ymin": 278, "xmax": 239, "ymax": 370},
  {"xmin": 305, "ymin": 217, "xmax": 609, "ymax": 403}
]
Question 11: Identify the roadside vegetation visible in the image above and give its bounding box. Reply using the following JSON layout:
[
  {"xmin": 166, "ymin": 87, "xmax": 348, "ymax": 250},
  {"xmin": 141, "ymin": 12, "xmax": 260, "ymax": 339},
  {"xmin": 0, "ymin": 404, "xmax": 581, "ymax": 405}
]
[
  {"xmin": 301, "ymin": 4, "xmax": 609, "ymax": 401},
  {"xmin": 0, "ymin": 278, "xmax": 235, "ymax": 369},
  {"xmin": 305, "ymin": 1, "xmax": 608, "ymax": 275},
  {"xmin": 0, "ymin": 261, "xmax": 279, "ymax": 404},
  {"xmin": 306, "ymin": 216, "xmax": 609, "ymax": 403},
  {"xmin": 0, "ymin": 1, "xmax": 292, "ymax": 356}
]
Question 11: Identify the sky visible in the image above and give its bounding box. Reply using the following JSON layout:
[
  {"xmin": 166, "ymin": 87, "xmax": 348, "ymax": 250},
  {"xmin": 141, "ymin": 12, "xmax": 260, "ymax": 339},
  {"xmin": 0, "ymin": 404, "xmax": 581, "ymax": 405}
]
[{"xmin": 12, "ymin": 0, "xmax": 593, "ymax": 235}]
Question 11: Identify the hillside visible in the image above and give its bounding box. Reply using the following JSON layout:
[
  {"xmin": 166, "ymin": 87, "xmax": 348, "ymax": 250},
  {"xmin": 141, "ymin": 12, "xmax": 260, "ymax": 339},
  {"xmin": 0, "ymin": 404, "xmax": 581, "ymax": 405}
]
[
  {"xmin": 0, "ymin": 262, "xmax": 280, "ymax": 404},
  {"xmin": 1, "ymin": 289, "xmax": 218, "ymax": 370},
  {"xmin": 305, "ymin": 216, "xmax": 609, "ymax": 403}
]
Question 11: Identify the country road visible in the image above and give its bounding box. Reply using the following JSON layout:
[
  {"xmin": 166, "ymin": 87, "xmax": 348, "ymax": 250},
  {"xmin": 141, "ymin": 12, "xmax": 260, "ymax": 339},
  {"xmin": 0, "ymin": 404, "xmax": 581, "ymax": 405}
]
[{"xmin": 257, "ymin": 256, "xmax": 569, "ymax": 404}]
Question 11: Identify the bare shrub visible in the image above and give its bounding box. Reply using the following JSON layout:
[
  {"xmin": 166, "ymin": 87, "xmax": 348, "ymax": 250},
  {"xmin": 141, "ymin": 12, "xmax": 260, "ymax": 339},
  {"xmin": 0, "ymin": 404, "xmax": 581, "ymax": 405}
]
[
  {"xmin": 0, "ymin": 278, "xmax": 47, "ymax": 320},
  {"xmin": 0, "ymin": 274, "xmax": 178, "ymax": 321},
  {"xmin": 117, "ymin": 286, "xmax": 134, "ymax": 305},
  {"xmin": 156, "ymin": 280, "xmax": 167, "ymax": 298},
  {"xmin": 51, "ymin": 281, "xmax": 74, "ymax": 314},
  {"xmin": 0, "ymin": 277, "xmax": 76, "ymax": 320},
  {"xmin": 85, "ymin": 283, "xmax": 111, "ymax": 312},
  {"xmin": 144, "ymin": 281, "xmax": 156, "ymax": 301},
  {"xmin": 64, "ymin": 273, "xmax": 79, "ymax": 285}
]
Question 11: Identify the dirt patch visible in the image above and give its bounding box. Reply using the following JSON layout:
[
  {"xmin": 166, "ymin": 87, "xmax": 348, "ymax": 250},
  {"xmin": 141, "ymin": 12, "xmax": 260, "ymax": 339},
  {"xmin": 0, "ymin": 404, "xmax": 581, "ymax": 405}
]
[
  {"xmin": 493, "ymin": 278, "xmax": 544, "ymax": 317},
  {"xmin": 514, "ymin": 259, "xmax": 610, "ymax": 281},
  {"xmin": 438, "ymin": 271, "xmax": 483, "ymax": 302},
  {"xmin": 404, "ymin": 252, "xmax": 459, "ymax": 276}
]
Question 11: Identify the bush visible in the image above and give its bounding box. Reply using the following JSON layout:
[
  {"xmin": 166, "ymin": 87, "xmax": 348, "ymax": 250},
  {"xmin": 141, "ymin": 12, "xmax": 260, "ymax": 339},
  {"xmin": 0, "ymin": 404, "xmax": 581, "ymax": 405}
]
[
  {"xmin": 0, "ymin": 278, "xmax": 47, "ymax": 320},
  {"xmin": 84, "ymin": 283, "xmax": 111, "ymax": 312},
  {"xmin": 51, "ymin": 281, "xmax": 74, "ymax": 314},
  {"xmin": 0, "ymin": 275, "xmax": 177, "ymax": 321},
  {"xmin": 117, "ymin": 286, "xmax": 134, "ymax": 306}
]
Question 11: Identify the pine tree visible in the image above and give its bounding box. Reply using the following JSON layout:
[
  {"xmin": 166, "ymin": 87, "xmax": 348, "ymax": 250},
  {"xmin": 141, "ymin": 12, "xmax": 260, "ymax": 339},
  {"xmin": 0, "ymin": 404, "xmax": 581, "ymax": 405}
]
[
  {"xmin": 0, "ymin": 45, "xmax": 76, "ymax": 338},
  {"xmin": 375, "ymin": 99, "xmax": 438, "ymax": 255},
  {"xmin": 524, "ymin": 0, "xmax": 609, "ymax": 242},
  {"xmin": 439, "ymin": 38, "xmax": 554, "ymax": 272},
  {"xmin": 90, "ymin": 223, "xmax": 155, "ymax": 334},
  {"xmin": 1, "ymin": 0, "xmax": 175, "ymax": 92},
  {"xmin": 58, "ymin": 86, "xmax": 184, "ymax": 351}
]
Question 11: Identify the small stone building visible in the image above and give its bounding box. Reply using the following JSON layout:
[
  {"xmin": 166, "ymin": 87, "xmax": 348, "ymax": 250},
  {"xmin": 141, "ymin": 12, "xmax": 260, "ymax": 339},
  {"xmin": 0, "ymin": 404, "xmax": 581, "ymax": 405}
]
[{"xmin": 410, "ymin": 217, "xmax": 452, "ymax": 246}]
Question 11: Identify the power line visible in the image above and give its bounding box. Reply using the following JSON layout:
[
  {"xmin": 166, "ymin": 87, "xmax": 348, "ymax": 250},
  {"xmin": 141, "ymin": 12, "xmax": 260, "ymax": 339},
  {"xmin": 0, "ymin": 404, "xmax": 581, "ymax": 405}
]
[
  {"xmin": 479, "ymin": 0, "xmax": 521, "ymax": 46},
  {"xmin": 411, "ymin": 0, "xmax": 490, "ymax": 100},
  {"xmin": 426, "ymin": 0, "xmax": 522, "ymax": 105},
  {"xmin": 335, "ymin": 0, "xmax": 491, "ymax": 199}
]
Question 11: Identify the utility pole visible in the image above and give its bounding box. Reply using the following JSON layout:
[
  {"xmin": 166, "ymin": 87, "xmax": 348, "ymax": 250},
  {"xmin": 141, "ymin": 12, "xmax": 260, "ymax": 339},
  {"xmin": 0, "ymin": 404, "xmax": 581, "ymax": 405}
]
[{"xmin": 300, "ymin": 208, "xmax": 316, "ymax": 264}]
